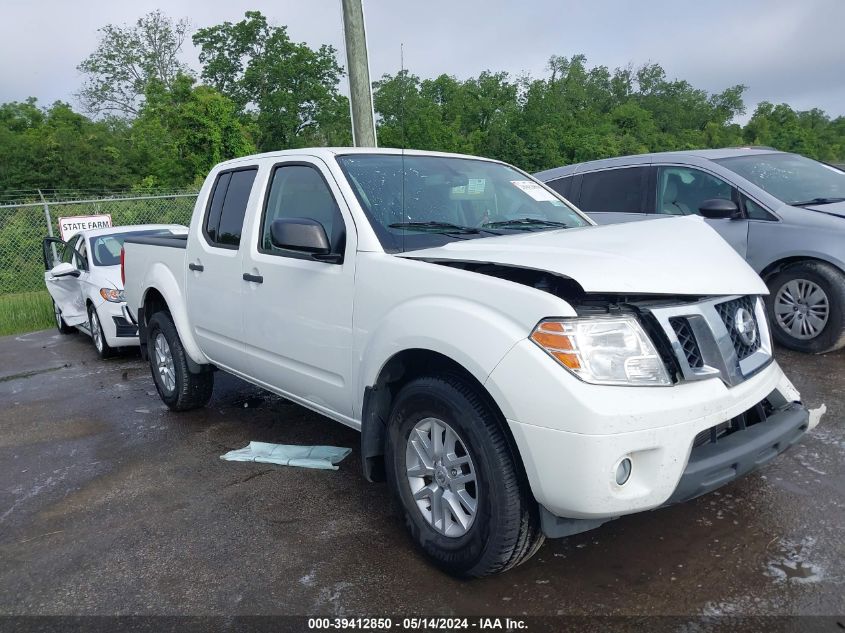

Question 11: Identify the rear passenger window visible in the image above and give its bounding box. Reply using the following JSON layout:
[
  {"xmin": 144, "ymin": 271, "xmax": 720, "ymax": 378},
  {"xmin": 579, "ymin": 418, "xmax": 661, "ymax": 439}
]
[
  {"xmin": 546, "ymin": 176, "xmax": 574, "ymax": 200},
  {"xmin": 204, "ymin": 168, "xmax": 258, "ymax": 247},
  {"xmin": 579, "ymin": 168, "xmax": 646, "ymax": 213}
]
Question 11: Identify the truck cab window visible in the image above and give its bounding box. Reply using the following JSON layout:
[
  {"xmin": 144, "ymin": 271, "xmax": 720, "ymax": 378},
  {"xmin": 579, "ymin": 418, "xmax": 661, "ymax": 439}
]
[
  {"xmin": 204, "ymin": 168, "xmax": 257, "ymax": 247},
  {"xmin": 260, "ymin": 164, "xmax": 344, "ymax": 255}
]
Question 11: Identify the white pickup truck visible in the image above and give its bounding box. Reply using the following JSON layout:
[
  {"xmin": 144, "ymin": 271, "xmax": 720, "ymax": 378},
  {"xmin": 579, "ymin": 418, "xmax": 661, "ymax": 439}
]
[{"xmin": 123, "ymin": 148, "xmax": 812, "ymax": 577}]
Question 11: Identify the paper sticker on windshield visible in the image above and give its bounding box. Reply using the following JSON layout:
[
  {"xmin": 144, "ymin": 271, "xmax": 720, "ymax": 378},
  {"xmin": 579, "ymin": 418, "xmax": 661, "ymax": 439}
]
[
  {"xmin": 452, "ymin": 178, "xmax": 487, "ymax": 196},
  {"xmin": 511, "ymin": 180, "xmax": 561, "ymax": 204}
]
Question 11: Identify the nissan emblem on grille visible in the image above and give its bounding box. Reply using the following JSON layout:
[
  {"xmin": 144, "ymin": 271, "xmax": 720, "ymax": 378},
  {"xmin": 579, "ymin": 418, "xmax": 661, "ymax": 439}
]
[{"xmin": 733, "ymin": 306, "xmax": 758, "ymax": 347}]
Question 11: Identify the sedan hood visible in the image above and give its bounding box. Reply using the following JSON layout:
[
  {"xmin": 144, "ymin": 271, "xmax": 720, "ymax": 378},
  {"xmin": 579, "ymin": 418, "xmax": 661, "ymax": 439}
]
[
  {"xmin": 801, "ymin": 200, "xmax": 845, "ymax": 218},
  {"xmin": 399, "ymin": 216, "xmax": 768, "ymax": 296}
]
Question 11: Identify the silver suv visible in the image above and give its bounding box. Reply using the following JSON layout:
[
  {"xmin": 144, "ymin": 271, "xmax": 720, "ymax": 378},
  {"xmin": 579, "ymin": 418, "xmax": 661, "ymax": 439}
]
[{"xmin": 536, "ymin": 149, "xmax": 845, "ymax": 354}]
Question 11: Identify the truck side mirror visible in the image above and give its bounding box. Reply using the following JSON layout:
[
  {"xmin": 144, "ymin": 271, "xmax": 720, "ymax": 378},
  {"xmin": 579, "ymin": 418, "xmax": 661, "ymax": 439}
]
[
  {"xmin": 270, "ymin": 218, "xmax": 331, "ymax": 255},
  {"xmin": 50, "ymin": 262, "xmax": 81, "ymax": 278},
  {"xmin": 699, "ymin": 198, "xmax": 740, "ymax": 220}
]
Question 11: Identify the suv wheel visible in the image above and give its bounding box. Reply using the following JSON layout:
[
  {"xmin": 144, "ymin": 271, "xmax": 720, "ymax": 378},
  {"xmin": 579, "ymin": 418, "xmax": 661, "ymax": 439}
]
[
  {"xmin": 385, "ymin": 374, "xmax": 544, "ymax": 577},
  {"xmin": 147, "ymin": 311, "xmax": 214, "ymax": 411},
  {"xmin": 766, "ymin": 261, "xmax": 845, "ymax": 354},
  {"xmin": 88, "ymin": 305, "xmax": 115, "ymax": 359}
]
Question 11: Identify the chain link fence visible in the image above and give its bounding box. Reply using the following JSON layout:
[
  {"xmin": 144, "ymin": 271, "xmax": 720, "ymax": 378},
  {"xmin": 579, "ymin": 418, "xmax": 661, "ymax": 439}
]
[{"xmin": 0, "ymin": 193, "xmax": 197, "ymax": 296}]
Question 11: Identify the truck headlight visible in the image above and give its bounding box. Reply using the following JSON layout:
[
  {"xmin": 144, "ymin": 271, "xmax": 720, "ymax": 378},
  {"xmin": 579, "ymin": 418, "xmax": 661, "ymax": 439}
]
[
  {"xmin": 530, "ymin": 316, "xmax": 671, "ymax": 386},
  {"xmin": 99, "ymin": 288, "xmax": 125, "ymax": 303}
]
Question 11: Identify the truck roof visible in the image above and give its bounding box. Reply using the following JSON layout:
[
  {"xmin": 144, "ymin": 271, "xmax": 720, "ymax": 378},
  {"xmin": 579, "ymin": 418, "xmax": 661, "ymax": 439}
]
[{"xmin": 216, "ymin": 147, "xmax": 506, "ymax": 169}]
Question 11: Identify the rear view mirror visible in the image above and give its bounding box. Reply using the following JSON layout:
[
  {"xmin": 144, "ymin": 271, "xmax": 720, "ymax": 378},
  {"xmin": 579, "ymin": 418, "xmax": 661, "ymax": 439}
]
[
  {"xmin": 699, "ymin": 198, "xmax": 740, "ymax": 219},
  {"xmin": 50, "ymin": 262, "xmax": 80, "ymax": 278},
  {"xmin": 270, "ymin": 218, "xmax": 331, "ymax": 254}
]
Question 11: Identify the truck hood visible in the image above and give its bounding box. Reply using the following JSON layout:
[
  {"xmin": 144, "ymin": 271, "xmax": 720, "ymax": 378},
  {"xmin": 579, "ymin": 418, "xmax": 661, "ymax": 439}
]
[{"xmin": 398, "ymin": 216, "xmax": 768, "ymax": 296}]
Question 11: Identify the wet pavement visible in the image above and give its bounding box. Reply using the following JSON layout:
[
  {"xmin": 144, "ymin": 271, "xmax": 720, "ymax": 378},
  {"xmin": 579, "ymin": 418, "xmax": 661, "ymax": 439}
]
[{"xmin": 0, "ymin": 329, "xmax": 843, "ymax": 617}]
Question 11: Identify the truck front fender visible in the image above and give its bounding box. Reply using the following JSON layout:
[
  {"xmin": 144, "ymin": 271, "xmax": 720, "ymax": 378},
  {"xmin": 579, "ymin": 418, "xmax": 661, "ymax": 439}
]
[{"xmin": 357, "ymin": 295, "xmax": 536, "ymax": 417}]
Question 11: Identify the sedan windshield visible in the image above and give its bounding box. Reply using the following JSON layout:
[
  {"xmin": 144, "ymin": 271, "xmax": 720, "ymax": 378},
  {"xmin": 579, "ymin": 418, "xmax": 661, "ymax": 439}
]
[
  {"xmin": 90, "ymin": 229, "xmax": 176, "ymax": 266},
  {"xmin": 716, "ymin": 153, "xmax": 845, "ymax": 206},
  {"xmin": 336, "ymin": 154, "xmax": 589, "ymax": 252}
]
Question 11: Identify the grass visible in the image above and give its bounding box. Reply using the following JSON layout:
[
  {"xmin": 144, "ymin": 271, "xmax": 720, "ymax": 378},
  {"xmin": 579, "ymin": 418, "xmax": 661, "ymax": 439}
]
[{"xmin": 0, "ymin": 290, "xmax": 56, "ymax": 336}]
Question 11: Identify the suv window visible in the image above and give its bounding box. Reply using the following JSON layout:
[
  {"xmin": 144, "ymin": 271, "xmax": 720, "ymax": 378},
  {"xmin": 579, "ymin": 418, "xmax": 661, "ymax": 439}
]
[
  {"xmin": 546, "ymin": 176, "xmax": 574, "ymax": 200},
  {"xmin": 657, "ymin": 166, "xmax": 735, "ymax": 216},
  {"xmin": 578, "ymin": 167, "xmax": 646, "ymax": 213},
  {"xmin": 261, "ymin": 164, "xmax": 345, "ymax": 257},
  {"xmin": 204, "ymin": 168, "xmax": 258, "ymax": 247}
]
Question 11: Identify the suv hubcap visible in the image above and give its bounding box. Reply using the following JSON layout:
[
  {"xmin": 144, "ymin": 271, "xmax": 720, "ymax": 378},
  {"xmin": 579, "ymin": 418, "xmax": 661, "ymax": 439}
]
[
  {"xmin": 405, "ymin": 417, "xmax": 478, "ymax": 538},
  {"xmin": 154, "ymin": 333, "xmax": 176, "ymax": 393},
  {"xmin": 774, "ymin": 279, "xmax": 829, "ymax": 340}
]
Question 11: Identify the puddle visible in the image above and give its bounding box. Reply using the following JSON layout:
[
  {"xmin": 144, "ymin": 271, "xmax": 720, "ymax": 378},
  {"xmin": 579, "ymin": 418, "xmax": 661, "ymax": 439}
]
[{"xmin": 765, "ymin": 536, "xmax": 825, "ymax": 585}]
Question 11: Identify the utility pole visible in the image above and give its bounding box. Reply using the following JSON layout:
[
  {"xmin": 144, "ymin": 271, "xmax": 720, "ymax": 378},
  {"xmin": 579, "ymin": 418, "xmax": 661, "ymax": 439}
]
[{"xmin": 341, "ymin": 0, "xmax": 377, "ymax": 147}]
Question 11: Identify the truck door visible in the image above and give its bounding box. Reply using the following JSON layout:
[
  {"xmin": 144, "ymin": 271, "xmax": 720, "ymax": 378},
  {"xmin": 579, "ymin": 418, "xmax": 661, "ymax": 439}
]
[
  {"xmin": 654, "ymin": 165, "xmax": 749, "ymax": 258},
  {"xmin": 43, "ymin": 235, "xmax": 87, "ymax": 325},
  {"xmin": 241, "ymin": 159, "xmax": 356, "ymax": 420},
  {"xmin": 185, "ymin": 167, "xmax": 258, "ymax": 372}
]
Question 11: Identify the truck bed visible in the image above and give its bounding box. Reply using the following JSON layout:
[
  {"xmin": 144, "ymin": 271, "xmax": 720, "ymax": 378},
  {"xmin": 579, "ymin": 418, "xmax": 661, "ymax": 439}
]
[{"xmin": 122, "ymin": 234, "xmax": 189, "ymax": 325}]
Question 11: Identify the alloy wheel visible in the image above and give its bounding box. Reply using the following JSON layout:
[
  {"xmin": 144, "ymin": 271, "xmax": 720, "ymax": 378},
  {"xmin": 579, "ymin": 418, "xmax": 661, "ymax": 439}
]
[
  {"xmin": 405, "ymin": 417, "xmax": 478, "ymax": 538},
  {"xmin": 154, "ymin": 332, "xmax": 176, "ymax": 393},
  {"xmin": 91, "ymin": 311, "xmax": 103, "ymax": 352}
]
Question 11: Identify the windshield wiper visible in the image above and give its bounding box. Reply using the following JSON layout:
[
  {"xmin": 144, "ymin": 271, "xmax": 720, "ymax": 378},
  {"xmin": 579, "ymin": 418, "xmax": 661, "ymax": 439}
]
[
  {"xmin": 791, "ymin": 197, "xmax": 845, "ymax": 207},
  {"xmin": 482, "ymin": 217, "xmax": 570, "ymax": 230},
  {"xmin": 388, "ymin": 221, "xmax": 499, "ymax": 235}
]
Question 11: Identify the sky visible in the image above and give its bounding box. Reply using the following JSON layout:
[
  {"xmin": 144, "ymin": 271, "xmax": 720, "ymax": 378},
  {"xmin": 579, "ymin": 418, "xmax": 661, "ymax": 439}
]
[{"xmin": 1, "ymin": 0, "xmax": 844, "ymax": 123}]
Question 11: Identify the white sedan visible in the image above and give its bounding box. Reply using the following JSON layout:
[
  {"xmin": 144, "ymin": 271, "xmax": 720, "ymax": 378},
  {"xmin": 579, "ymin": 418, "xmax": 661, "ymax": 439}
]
[{"xmin": 42, "ymin": 224, "xmax": 187, "ymax": 358}]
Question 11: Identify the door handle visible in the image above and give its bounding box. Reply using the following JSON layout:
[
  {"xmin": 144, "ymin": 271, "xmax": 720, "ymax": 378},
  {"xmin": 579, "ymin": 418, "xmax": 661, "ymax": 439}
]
[
  {"xmin": 188, "ymin": 262, "xmax": 204, "ymax": 272},
  {"xmin": 242, "ymin": 273, "xmax": 263, "ymax": 284}
]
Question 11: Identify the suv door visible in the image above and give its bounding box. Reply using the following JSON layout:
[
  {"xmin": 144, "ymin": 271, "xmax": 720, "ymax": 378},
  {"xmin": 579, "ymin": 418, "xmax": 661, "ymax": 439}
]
[
  {"xmin": 185, "ymin": 166, "xmax": 258, "ymax": 371},
  {"xmin": 575, "ymin": 166, "xmax": 651, "ymax": 224},
  {"xmin": 654, "ymin": 165, "xmax": 749, "ymax": 258},
  {"xmin": 241, "ymin": 159, "xmax": 356, "ymax": 420}
]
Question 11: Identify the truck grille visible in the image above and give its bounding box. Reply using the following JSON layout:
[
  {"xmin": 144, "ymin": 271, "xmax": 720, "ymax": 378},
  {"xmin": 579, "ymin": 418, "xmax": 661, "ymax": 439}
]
[
  {"xmin": 649, "ymin": 295, "xmax": 772, "ymax": 387},
  {"xmin": 693, "ymin": 399, "xmax": 773, "ymax": 447},
  {"xmin": 715, "ymin": 295, "xmax": 761, "ymax": 361},
  {"xmin": 669, "ymin": 317, "xmax": 703, "ymax": 369}
]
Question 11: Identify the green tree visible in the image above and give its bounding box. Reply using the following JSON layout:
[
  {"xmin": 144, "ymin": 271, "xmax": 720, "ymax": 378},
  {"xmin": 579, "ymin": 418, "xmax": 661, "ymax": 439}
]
[
  {"xmin": 193, "ymin": 11, "xmax": 349, "ymax": 151},
  {"xmin": 130, "ymin": 75, "xmax": 255, "ymax": 188},
  {"xmin": 77, "ymin": 10, "xmax": 193, "ymax": 117}
]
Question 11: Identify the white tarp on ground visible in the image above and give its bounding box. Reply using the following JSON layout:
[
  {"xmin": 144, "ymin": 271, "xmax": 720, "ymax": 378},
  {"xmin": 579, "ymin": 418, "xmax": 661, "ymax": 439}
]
[{"xmin": 221, "ymin": 442, "xmax": 351, "ymax": 470}]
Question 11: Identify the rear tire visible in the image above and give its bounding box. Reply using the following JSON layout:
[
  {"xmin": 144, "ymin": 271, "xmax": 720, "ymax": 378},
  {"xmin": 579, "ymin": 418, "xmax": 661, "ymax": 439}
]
[
  {"xmin": 147, "ymin": 311, "xmax": 213, "ymax": 411},
  {"xmin": 766, "ymin": 261, "xmax": 845, "ymax": 354},
  {"xmin": 53, "ymin": 300, "xmax": 76, "ymax": 334},
  {"xmin": 385, "ymin": 374, "xmax": 544, "ymax": 577},
  {"xmin": 88, "ymin": 305, "xmax": 115, "ymax": 359}
]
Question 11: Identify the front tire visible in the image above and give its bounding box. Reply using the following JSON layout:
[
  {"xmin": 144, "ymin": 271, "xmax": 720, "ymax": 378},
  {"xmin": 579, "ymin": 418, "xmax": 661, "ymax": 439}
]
[
  {"xmin": 385, "ymin": 374, "xmax": 543, "ymax": 577},
  {"xmin": 88, "ymin": 305, "xmax": 115, "ymax": 359},
  {"xmin": 766, "ymin": 261, "xmax": 845, "ymax": 354},
  {"xmin": 53, "ymin": 300, "xmax": 76, "ymax": 334},
  {"xmin": 147, "ymin": 311, "xmax": 213, "ymax": 411}
]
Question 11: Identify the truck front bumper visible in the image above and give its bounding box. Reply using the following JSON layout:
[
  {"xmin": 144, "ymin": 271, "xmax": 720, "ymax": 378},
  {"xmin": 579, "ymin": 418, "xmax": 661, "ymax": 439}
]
[{"xmin": 485, "ymin": 339, "xmax": 809, "ymax": 527}]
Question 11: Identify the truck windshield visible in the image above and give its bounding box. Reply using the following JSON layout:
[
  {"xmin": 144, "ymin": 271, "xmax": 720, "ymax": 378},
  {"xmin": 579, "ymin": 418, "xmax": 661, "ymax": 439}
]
[
  {"xmin": 715, "ymin": 153, "xmax": 845, "ymax": 206},
  {"xmin": 336, "ymin": 154, "xmax": 589, "ymax": 252}
]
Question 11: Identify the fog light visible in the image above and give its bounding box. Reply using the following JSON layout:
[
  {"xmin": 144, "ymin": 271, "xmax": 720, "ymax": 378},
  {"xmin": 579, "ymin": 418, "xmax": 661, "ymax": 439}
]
[{"xmin": 615, "ymin": 458, "xmax": 632, "ymax": 485}]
